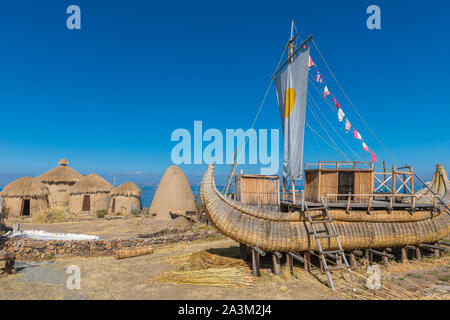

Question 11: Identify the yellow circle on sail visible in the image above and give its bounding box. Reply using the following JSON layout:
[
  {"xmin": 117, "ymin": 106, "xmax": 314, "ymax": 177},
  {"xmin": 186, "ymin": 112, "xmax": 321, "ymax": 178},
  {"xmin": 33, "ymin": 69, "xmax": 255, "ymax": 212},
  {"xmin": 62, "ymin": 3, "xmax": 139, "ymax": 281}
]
[{"xmin": 285, "ymin": 88, "xmax": 296, "ymax": 118}]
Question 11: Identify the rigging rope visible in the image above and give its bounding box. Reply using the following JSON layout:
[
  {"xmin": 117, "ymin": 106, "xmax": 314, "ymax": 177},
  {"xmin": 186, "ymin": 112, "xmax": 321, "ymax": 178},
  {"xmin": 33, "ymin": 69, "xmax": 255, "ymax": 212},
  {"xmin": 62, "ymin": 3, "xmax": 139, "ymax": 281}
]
[
  {"xmin": 311, "ymin": 39, "xmax": 400, "ymax": 165},
  {"xmin": 307, "ymin": 78, "xmax": 366, "ymax": 162},
  {"xmin": 223, "ymin": 40, "xmax": 289, "ymax": 195}
]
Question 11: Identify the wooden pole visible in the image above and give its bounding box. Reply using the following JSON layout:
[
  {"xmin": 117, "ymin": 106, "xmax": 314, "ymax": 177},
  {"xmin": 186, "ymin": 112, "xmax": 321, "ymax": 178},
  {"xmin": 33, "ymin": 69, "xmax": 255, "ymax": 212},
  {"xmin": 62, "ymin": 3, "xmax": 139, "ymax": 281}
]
[
  {"xmin": 282, "ymin": 177, "xmax": 286, "ymax": 202},
  {"xmin": 304, "ymin": 251, "xmax": 311, "ymax": 272},
  {"xmin": 401, "ymin": 247, "xmax": 408, "ymax": 262},
  {"xmin": 415, "ymin": 247, "xmax": 422, "ymax": 261},
  {"xmin": 349, "ymin": 252, "xmax": 358, "ymax": 269},
  {"xmin": 291, "ymin": 180, "xmax": 296, "ymax": 204},
  {"xmin": 272, "ymin": 253, "xmax": 281, "ymax": 275},
  {"xmin": 252, "ymin": 248, "xmax": 260, "ymax": 276},
  {"xmin": 240, "ymin": 243, "xmax": 247, "ymax": 260},
  {"xmin": 285, "ymin": 253, "xmax": 293, "ymax": 274}
]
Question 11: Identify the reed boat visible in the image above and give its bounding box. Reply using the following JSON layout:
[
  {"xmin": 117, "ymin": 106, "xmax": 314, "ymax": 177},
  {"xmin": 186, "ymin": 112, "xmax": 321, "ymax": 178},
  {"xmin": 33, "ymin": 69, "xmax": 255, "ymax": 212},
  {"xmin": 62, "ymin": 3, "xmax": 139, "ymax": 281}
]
[
  {"xmin": 201, "ymin": 163, "xmax": 450, "ymax": 253},
  {"xmin": 200, "ymin": 21, "xmax": 450, "ymax": 275}
]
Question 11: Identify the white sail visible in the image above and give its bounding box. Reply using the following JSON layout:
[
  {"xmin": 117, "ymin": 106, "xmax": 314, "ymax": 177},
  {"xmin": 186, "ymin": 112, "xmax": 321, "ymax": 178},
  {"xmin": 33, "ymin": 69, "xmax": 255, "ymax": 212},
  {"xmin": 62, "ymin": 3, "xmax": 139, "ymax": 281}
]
[{"xmin": 274, "ymin": 43, "xmax": 310, "ymax": 180}]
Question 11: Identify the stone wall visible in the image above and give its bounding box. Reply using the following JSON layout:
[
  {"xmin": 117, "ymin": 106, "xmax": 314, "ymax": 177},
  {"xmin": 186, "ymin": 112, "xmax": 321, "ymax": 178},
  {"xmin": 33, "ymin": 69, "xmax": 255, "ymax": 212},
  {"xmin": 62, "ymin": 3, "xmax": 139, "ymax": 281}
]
[{"xmin": 0, "ymin": 229, "xmax": 218, "ymax": 260}]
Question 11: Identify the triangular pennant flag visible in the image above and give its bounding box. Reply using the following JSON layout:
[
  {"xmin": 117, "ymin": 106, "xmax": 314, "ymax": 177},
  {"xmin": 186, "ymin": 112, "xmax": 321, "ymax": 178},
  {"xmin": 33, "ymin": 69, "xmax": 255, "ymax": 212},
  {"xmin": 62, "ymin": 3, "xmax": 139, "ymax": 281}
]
[
  {"xmin": 345, "ymin": 119, "xmax": 351, "ymax": 133},
  {"xmin": 370, "ymin": 149, "xmax": 378, "ymax": 162},
  {"xmin": 338, "ymin": 108, "xmax": 345, "ymax": 122},
  {"xmin": 323, "ymin": 86, "xmax": 330, "ymax": 98},
  {"xmin": 362, "ymin": 142, "xmax": 369, "ymax": 152},
  {"xmin": 315, "ymin": 71, "xmax": 323, "ymax": 83},
  {"xmin": 353, "ymin": 129, "xmax": 362, "ymax": 140},
  {"xmin": 333, "ymin": 96, "xmax": 340, "ymax": 109},
  {"xmin": 309, "ymin": 56, "xmax": 315, "ymax": 69}
]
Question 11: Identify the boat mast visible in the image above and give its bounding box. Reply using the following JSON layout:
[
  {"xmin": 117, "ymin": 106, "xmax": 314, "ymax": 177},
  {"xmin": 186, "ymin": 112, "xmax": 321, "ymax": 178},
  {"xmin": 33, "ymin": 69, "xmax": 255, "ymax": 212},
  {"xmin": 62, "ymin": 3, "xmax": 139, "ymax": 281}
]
[{"xmin": 288, "ymin": 20, "xmax": 295, "ymax": 62}]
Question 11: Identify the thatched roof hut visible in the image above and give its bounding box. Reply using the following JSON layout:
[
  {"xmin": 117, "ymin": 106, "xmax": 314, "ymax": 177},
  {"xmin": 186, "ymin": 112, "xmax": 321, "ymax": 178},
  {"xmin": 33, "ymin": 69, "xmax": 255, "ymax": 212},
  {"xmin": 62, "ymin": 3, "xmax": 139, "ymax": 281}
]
[
  {"xmin": 37, "ymin": 159, "xmax": 83, "ymax": 185},
  {"xmin": 110, "ymin": 182, "xmax": 141, "ymax": 198},
  {"xmin": 70, "ymin": 173, "xmax": 113, "ymax": 195},
  {"xmin": 37, "ymin": 159, "xmax": 83, "ymax": 207},
  {"xmin": 110, "ymin": 182, "xmax": 141, "ymax": 216},
  {"xmin": 69, "ymin": 173, "xmax": 113, "ymax": 214},
  {"xmin": 0, "ymin": 177, "xmax": 49, "ymax": 218},
  {"xmin": 149, "ymin": 165, "xmax": 197, "ymax": 220}
]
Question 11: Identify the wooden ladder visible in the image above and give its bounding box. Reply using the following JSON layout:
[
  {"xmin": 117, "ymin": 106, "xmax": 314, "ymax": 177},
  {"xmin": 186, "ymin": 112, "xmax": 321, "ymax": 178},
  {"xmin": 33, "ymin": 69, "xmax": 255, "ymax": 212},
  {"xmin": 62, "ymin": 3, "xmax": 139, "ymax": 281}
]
[{"xmin": 304, "ymin": 196, "xmax": 354, "ymax": 292}]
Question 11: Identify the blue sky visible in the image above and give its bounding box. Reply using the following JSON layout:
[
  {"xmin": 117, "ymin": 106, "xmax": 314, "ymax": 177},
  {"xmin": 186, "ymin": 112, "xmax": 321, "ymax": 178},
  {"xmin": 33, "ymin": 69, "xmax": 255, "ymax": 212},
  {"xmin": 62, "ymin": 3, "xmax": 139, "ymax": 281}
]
[{"xmin": 0, "ymin": 0, "xmax": 448, "ymax": 184}]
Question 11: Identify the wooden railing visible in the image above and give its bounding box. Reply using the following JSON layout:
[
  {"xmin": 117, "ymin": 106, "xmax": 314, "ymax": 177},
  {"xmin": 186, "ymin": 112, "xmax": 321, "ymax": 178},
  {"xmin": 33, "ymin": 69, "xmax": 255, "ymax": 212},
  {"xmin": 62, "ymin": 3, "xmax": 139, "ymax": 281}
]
[
  {"xmin": 323, "ymin": 193, "xmax": 438, "ymax": 213},
  {"xmin": 373, "ymin": 165, "xmax": 414, "ymax": 195}
]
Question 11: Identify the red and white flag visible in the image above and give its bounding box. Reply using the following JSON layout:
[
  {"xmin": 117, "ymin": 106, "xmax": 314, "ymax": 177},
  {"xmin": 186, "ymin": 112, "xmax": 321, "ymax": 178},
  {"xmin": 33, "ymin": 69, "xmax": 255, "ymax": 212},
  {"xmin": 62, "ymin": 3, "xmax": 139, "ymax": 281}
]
[
  {"xmin": 353, "ymin": 129, "xmax": 362, "ymax": 140},
  {"xmin": 316, "ymin": 71, "xmax": 323, "ymax": 83},
  {"xmin": 323, "ymin": 86, "xmax": 330, "ymax": 98},
  {"xmin": 333, "ymin": 96, "xmax": 345, "ymax": 121},
  {"xmin": 309, "ymin": 56, "xmax": 315, "ymax": 69},
  {"xmin": 345, "ymin": 119, "xmax": 351, "ymax": 133},
  {"xmin": 370, "ymin": 149, "xmax": 378, "ymax": 162},
  {"xmin": 362, "ymin": 142, "xmax": 369, "ymax": 152}
]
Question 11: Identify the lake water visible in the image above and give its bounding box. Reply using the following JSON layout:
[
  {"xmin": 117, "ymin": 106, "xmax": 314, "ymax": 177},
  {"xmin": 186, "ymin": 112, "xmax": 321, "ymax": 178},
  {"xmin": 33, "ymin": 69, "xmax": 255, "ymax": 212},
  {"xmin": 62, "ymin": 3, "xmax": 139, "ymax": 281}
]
[{"xmin": 140, "ymin": 185, "xmax": 228, "ymax": 208}]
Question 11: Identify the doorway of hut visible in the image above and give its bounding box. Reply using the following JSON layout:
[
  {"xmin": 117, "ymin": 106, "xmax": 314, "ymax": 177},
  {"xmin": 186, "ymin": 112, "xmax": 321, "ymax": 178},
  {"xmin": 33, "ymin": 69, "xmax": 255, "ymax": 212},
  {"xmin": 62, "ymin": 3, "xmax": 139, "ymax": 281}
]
[
  {"xmin": 338, "ymin": 172, "xmax": 354, "ymax": 201},
  {"xmin": 82, "ymin": 195, "xmax": 91, "ymax": 211},
  {"xmin": 111, "ymin": 198, "xmax": 115, "ymax": 214},
  {"xmin": 21, "ymin": 199, "xmax": 30, "ymax": 216}
]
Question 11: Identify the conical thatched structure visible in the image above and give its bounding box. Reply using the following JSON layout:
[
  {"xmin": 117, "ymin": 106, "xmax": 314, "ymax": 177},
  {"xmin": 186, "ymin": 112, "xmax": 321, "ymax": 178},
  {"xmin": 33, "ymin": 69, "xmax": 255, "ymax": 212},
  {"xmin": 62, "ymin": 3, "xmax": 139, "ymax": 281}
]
[
  {"xmin": 37, "ymin": 159, "xmax": 83, "ymax": 207},
  {"xmin": 149, "ymin": 165, "xmax": 197, "ymax": 220},
  {"xmin": 69, "ymin": 173, "xmax": 113, "ymax": 215},
  {"xmin": 0, "ymin": 177, "xmax": 49, "ymax": 218},
  {"xmin": 109, "ymin": 182, "xmax": 141, "ymax": 216}
]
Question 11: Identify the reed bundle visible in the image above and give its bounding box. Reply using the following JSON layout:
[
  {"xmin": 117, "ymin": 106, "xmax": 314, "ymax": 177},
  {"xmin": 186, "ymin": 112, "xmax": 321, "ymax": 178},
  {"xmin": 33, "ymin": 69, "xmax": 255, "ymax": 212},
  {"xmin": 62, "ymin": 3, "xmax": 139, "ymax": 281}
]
[
  {"xmin": 153, "ymin": 267, "xmax": 255, "ymax": 288},
  {"xmin": 172, "ymin": 250, "xmax": 247, "ymax": 271}
]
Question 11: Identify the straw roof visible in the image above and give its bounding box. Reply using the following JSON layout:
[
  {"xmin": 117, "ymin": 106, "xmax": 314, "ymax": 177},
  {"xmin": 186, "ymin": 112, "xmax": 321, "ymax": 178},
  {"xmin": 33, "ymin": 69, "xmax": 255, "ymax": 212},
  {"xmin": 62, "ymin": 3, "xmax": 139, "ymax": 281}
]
[
  {"xmin": 70, "ymin": 173, "xmax": 113, "ymax": 195},
  {"xmin": 110, "ymin": 182, "xmax": 141, "ymax": 198},
  {"xmin": 37, "ymin": 159, "xmax": 83, "ymax": 184},
  {"xmin": 0, "ymin": 177, "xmax": 49, "ymax": 198}
]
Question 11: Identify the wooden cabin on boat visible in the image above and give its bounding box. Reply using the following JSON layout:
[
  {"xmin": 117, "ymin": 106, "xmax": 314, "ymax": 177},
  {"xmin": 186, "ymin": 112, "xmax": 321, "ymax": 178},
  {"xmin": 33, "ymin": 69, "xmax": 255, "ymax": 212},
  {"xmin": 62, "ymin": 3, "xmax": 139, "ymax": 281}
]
[
  {"xmin": 234, "ymin": 174, "xmax": 280, "ymax": 210},
  {"xmin": 304, "ymin": 161, "xmax": 374, "ymax": 203}
]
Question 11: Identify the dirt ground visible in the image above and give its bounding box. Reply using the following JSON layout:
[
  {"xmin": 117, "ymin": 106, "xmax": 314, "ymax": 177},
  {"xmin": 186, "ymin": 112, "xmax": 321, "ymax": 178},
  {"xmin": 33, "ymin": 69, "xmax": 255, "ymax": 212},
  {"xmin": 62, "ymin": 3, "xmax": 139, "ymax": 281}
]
[
  {"xmin": 0, "ymin": 236, "xmax": 449, "ymax": 300},
  {"xmin": 3, "ymin": 216, "xmax": 191, "ymax": 239}
]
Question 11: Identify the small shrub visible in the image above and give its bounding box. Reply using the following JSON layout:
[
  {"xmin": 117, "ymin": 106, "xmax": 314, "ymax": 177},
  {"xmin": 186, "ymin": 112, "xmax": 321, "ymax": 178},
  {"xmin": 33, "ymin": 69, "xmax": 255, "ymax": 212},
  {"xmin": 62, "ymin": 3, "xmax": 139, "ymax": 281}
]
[
  {"xmin": 44, "ymin": 253, "xmax": 54, "ymax": 260},
  {"xmin": 96, "ymin": 209, "xmax": 108, "ymax": 218},
  {"xmin": 141, "ymin": 208, "xmax": 149, "ymax": 216},
  {"xmin": 32, "ymin": 206, "xmax": 68, "ymax": 223},
  {"xmin": 131, "ymin": 208, "xmax": 141, "ymax": 217}
]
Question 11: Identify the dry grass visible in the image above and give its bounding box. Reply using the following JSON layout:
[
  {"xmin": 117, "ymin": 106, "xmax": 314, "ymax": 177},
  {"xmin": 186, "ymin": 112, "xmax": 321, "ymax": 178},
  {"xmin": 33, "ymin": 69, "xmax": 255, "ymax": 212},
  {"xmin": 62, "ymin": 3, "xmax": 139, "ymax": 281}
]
[
  {"xmin": 298, "ymin": 252, "xmax": 450, "ymax": 300},
  {"xmin": 169, "ymin": 250, "xmax": 247, "ymax": 271},
  {"xmin": 153, "ymin": 250, "xmax": 254, "ymax": 288},
  {"xmin": 153, "ymin": 267, "xmax": 255, "ymax": 288},
  {"xmin": 31, "ymin": 206, "xmax": 70, "ymax": 223}
]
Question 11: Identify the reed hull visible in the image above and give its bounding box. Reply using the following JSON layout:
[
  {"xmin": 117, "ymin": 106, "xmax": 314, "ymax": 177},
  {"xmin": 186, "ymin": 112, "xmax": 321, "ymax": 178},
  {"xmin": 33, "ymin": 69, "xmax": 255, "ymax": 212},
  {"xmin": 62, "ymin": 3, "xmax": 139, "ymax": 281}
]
[{"xmin": 201, "ymin": 164, "xmax": 450, "ymax": 252}]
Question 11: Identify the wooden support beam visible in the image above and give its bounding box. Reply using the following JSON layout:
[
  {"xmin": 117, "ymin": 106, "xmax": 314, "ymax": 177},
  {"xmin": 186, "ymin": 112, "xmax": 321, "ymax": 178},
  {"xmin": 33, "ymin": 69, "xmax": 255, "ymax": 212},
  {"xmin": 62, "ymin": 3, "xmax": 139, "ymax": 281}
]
[
  {"xmin": 291, "ymin": 180, "xmax": 296, "ymax": 204},
  {"xmin": 438, "ymin": 240, "xmax": 450, "ymax": 247},
  {"xmin": 368, "ymin": 249, "xmax": 394, "ymax": 259},
  {"xmin": 282, "ymin": 177, "xmax": 286, "ymax": 202},
  {"xmin": 401, "ymin": 247, "xmax": 408, "ymax": 262},
  {"xmin": 288, "ymin": 252, "xmax": 305, "ymax": 263},
  {"xmin": 252, "ymin": 246, "xmax": 266, "ymax": 256},
  {"xmin": 420, "ymin": 243, "xmax": 448, "ymax": 252},
  {"xmin": 367, "ymin": 194, "xmax": 373, "ymax": 214},
  {"xmin": 415, "ymin": 247, "xmax": 422, "ymax": 261},
  {"xmin": 349, "ymin": 252, "xmax": 358, "ymax": 269},
  {"xmin": 304, "ymin": 251, "xmax": 311, "ymax": 272},
  {"xmin": 239, "ymin": 243, "xmax": 247, "ymax": 260},
  {"xmin": 252, "ymin": 248, "xmax": 261, "ymax": 277},
  {"xmin": 285, "ymin": 253, "xmax": 294, "ymax": 274},
  {"xmin": 272, "ymin": 253, "xmax": 281, "ymax": 275},
  {"xmin": 346, "ymin": 192, "xmax": 351, "ymax": 214},
  {"xmin": 382, "ymin": 250, "xmax": 389, "ymax": 266}
]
